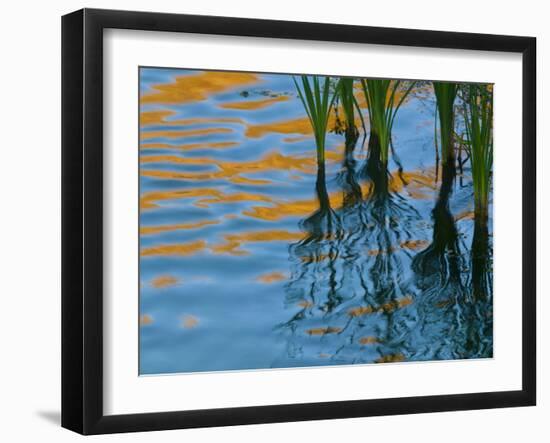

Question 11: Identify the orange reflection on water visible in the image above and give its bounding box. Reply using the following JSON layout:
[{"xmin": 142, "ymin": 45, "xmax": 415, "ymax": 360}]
[
  {"xmin": 181, "ymin": 315, "xmax": 199, "ymax": 329},
  {"xmin": 141, "ymin": 240, "xmax": 207, "ymax": 257},
  {"xmin": 140, "ymin": 110, "xmax": 176, "ymax": 126},
  {"xmin": 140, "ymin": 141, "xmax": 239, "ymax": 151},
  {"xmin": 219, "ymin": 95, "xmax": 290, "ymax": 110},
  {"xmin": 140, "ymin": 127, "xmax": 233, "ymax": 141},
  {"xmin": 194, "ymin": 191, "xmax": 273, "ymax": 208},
  {"xmin": 140, "ymin": 109, "xmax": 244, "ymax": 127},
  {"xmin": 140, "ymin": 187, "xmax": 274, "ymax": 211},
  {"xmin": 359, "ymin": 336, "xmax": 380, "ymax": 345},
  {"xmin": 256, "ymin": 272, "xmax": 287, "ymax": 283},
  {"xmin": 243, "ymin": 168, "xmax": 436, "ymax": 221},
  {"xmin": 400, "ymin": 239, "xmax": 430, "ymax": 250},
  {"xmin": 375, "ymin": 353, "xmax": 405, "ymax": 363},
  {"xmin": 455, "ymin": 209, "xmax": 475, "ymax": 221},
  {"xmin": 140, "ymin": 314, "xmax": 154, "ymax": 326},
  {"xmin": 247, "ymin": 117, "xmax": 315, "ymax": 138},
  {"xmin": 306, "ymin": 326, "xmax": 342, "ymax": 336},
  {"xmin": 283, "ymin": 136, "xmax": 312, "ymax": 143},
  {"xmin": 141, "ymin": 188, "xmax": 225, "ymax": 210},
  {"xmin": 300, "ymin": 252, "xmax": 339, "ymax": 264},
  {"xmin": 140, "ymin": 151, "xmax": 321, "ymax": 184},
  {"xmin": 140, "ymin": 155, "xmax": 217, "ymax": 165},
  {"xmin": 141, "ymin": 71, "xmax": 259, "ymax": 105},
  {"xmin": 151, "ymin": 275, "xmax": 179, "ymax": 288},
  {"xmin": 141, "ymin": 220, "xmax": 220, "ymax": 235},
  {"xmin": 348, "ymin": 296, "xmax": 414, "ymax": 318},
  {"xmin": 211, "ymin": 230, "xmax": 304, "ymax": 256}
]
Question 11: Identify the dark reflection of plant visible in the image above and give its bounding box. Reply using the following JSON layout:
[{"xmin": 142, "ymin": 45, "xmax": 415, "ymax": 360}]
[
  {"xmin": 471, "ymin": 217, "xmax": 492, "ymax": 301},
  {"xmin": 335, "ymin": 78, "xmax": 363, "ymax": 211},
  {"xmin": 275, "ymin": 77, "xmax": 419, "ymax": 367},
  {"xmin": 274, "ymin": 77, "xmax": 492, "ymax": 368},
  {"xmin": 463, "ymin": 216, "xmax": 493, "ymax": 356},
  {"xmin": 412, "ymin": 161, "xmax": 463, "ymax": 297},
  {"xmin": 277, "ymin": 127, "xmax": 421, "ymax": 366},
  {"xmin": 407, "ymin": 80, "xmax": 493, "ymax": 360}
]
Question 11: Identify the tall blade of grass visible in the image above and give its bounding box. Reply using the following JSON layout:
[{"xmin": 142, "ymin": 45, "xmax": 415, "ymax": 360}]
[
  {"xmin": 433, "ymin": 81, "xmax": 458, "ymax": 164},
  {"xmin": 462, "ymin": 84, "xmax": 493, "ymax": 220},
  {"xmin": 293, "ymin": 75, "xmax": 337, "ymax": 164},
  {"xmin": 360, "ymin": 79, "xmax": 416, "ymax": 164},
  {"xmin": 335, "ymin": 78, "xmax": 366, "ymax": 145}
]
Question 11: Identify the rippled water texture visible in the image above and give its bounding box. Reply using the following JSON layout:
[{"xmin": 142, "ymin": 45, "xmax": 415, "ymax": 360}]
[{"xmin": 139, "ymin": 68, "xmax": 493, "ymax": 375}]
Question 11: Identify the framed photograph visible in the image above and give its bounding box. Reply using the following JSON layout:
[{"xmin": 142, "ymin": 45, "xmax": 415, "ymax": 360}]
[{"xmin": 62, "ymin": 8, "xmax": 536, "ymax": 435}]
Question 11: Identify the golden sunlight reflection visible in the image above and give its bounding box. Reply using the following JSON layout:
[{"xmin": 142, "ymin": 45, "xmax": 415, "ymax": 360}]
[
  {"xmin": 211, "ymin": 230, "xmax": 305, "ymax": 256},
  {"xmin": 256, "ymin": 272, "xmax": 287, "ymax": 283},
  {"xmin": 181, "ymin": 315, "xmax": 200, "ymax": 329},
  {"xmin": 241, "ymin": 168, "xmax": 437, "ymax": 222},
  {"xmin": 306, "ymin": 327, "xmax": 342, "ymax": 336},
  {"xmin": 348, "ymin": 296, "xmax": 414, "ymax": 317},
  {"xmin": 141, "ymin": 240, "xmax": 207, "ymax": 257},
  {"xmin": 140, "ymin": 141, "xmax": 239, "ymax": 151},
  {"xmin": 219, "ymin": 95, "xmax": 290, "ymax": 110},
  {"xmin": 140, "ymin": 109, "xmax": 244, "ymax": 127},
  {"xmin": 140, "ymin": 314, "xmax": 154, "ymax": 326},
  {"xmin": 141, "ymin": 71, "xmax": 259, "ymax": 104},
  {"xmin": 375, "ymin": 354, "xmax": 406, "ymax": 363},
  {"xmin": 141, "ymin": 220, "xmax": 220, "ymax": 235},
  {"xmin": 140, "ymin": 127, "xmax": 233, "ymax": 141},
  {"xmin": 151, "ymin": 275, "xmax": 180, "ymax": 288},
  {"xmin": 140, "ymin": 151, "xmax": 333, "ymax": 184}
]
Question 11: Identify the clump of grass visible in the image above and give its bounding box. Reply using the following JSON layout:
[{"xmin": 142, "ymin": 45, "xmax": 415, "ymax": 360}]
[
  {"xmin": 334, "ymin": 77, "xmax": 364, "ymax": 143},
  {"xmin": 293, "ymin": 75, "xmax": 337, "ymax": 164},
  {"xmin": 462, "ymin": 84, "xmax": 493, "ymax": 220},
  {"xmin": 433, "ymin": 81, "xmax": 458, "ymax": 164},
  {"xmin": 360, "ymin": 79, "xmax": 415, "ymax": 164}
]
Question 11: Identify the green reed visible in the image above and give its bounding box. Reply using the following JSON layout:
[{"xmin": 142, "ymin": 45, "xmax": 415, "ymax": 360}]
[
  {"xmin": 360, "ymin": 79, "xmax": 415, "ymax": 164},
  {"xmin": 433, "ymin": 81, "xmax": 457, "ymax": 163},
  {"xmin": 462, "ymin": 84, "xmax": 493, "ymax": 220},
  {"xmin": 293, "ymin": 75, "xmax": 337, "ymax": 164},
  {"xmin": 335, "ymin": 77, "xmax": 364, "ymax": 140}
]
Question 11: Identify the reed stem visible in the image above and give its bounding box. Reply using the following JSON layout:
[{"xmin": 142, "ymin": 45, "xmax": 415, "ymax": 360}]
[
  {"xmin": 293, "ymin": 75, "xmax": 336, "ymax": 164},
  {"xmin": 360, "ymin": 79, "xmax": 415, "ymax": 164},
  {"xmin": 462, "ymin": 84, "xmax": 493, "ymax": 221},
  {"xmin": 433, "ymin": 81, "xmax": 457, "ymax": 164}
]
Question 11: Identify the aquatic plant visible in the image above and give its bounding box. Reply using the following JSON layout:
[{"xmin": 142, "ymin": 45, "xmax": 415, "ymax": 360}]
[
  {"xmin": 433, "ymin": 81, "xmax": 458, "ymax": 165},
  {"xmin": 293, "ymin": 75, "xmax": 337, "ymax": 164},
  {"xmin": 334, "ymin": 77, "xmax": 364, "ymax": 145},
  {"xmin": 360, "ymin": 79, "xmax": 415, "ymax": 164},
  {"xmin": 462, "ymin": 84, "xmax": 493, "ymax": 220}
]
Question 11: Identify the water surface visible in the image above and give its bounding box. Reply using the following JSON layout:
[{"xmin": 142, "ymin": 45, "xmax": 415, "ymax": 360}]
[{"xmin": 139, "ymin": 68, "xmax": 493, "ymax": 374}]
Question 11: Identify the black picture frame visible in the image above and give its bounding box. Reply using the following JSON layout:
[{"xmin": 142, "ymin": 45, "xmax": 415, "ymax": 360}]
[{"xmin": 62, "ymin": 8, "xmax": 536, "ymax": 435}]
